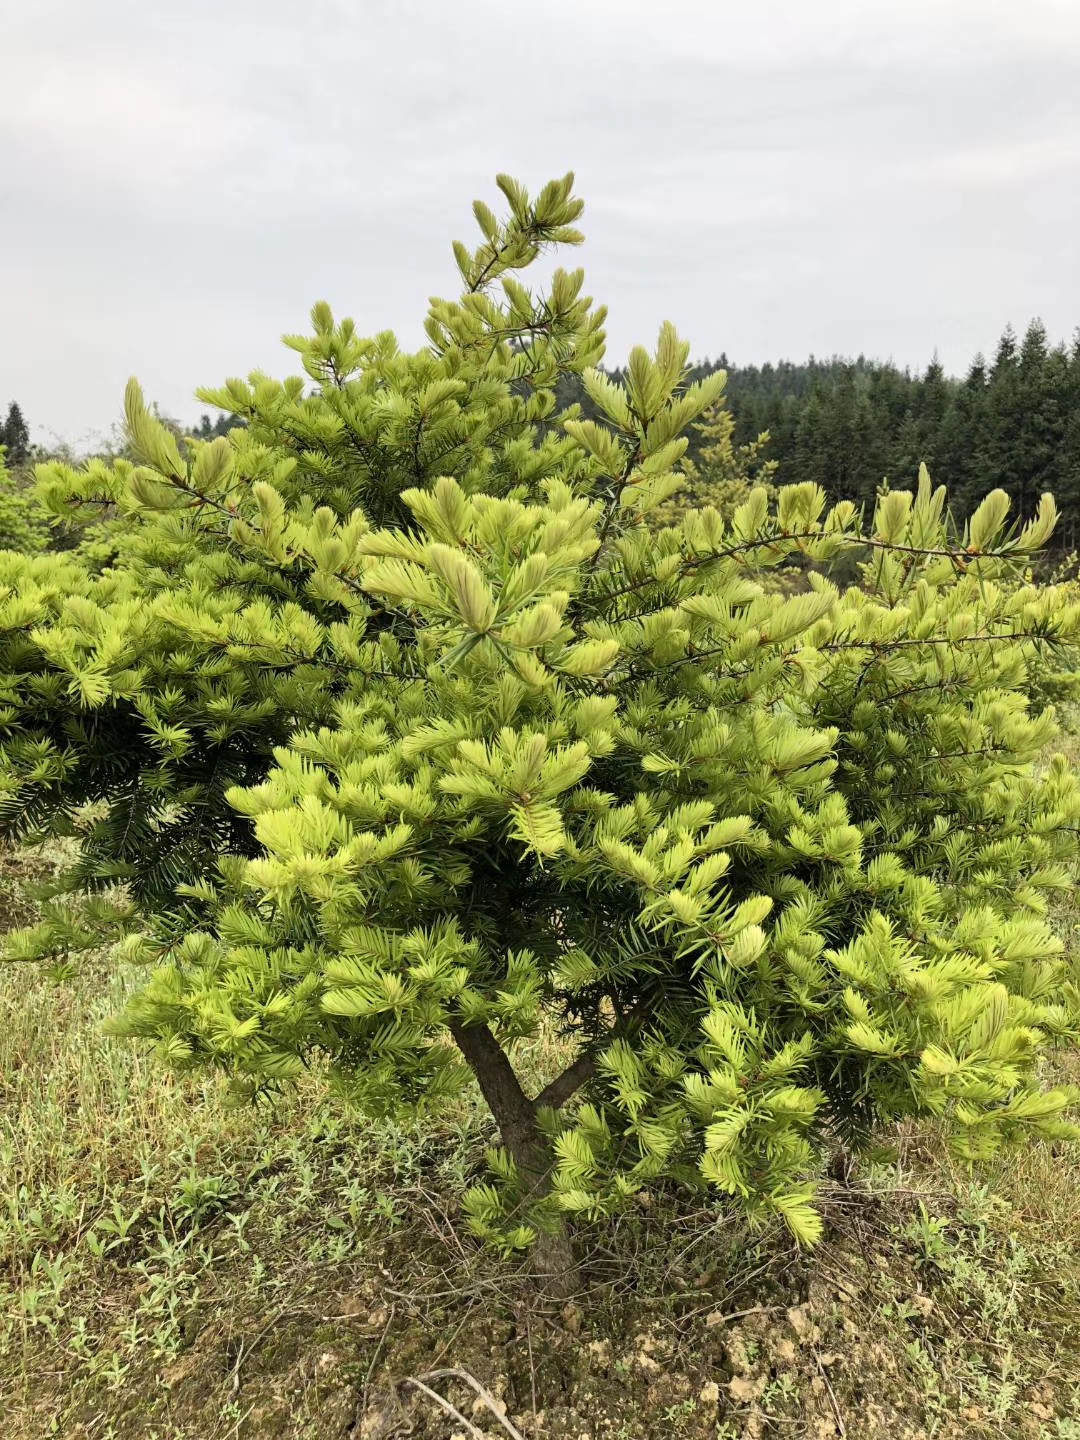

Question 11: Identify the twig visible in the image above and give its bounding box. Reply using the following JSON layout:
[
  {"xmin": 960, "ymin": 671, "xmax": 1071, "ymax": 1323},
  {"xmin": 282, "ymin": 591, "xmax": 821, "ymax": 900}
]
[
  {"xmin": 401, "ymin": 1375, "xmax": 486, "ymax": 1439},
  {"xmin": 359, "ymin": 1303, "xmax": 396, "ymax": 1435},
  {"xmin": 815, "ymin": 1351, "xmax": 846, "ymax": 1436},
  {"xmin": 382, "ymin": 1278, "xmax": 509, "ymax": 1305},
  {"xmin": 220, "ymin": 1402, "xmax": 256, "ymax": 1440},
  {"xmin": 429, "ymin": 1298, "xmax": 485, "ymax": 1374},
  {"xmin": 526, "ymin": 1313, "xmax": 538, "ymax": 1433},
  {"xmin": 675, "ymin": 1291, "xmax": 784, "ymax": 1321},
  {"xmin": 418, "ymin": 1369, "xmax": 528, "ymax": 1440},
  {"xmin": 714, "ymin": 1303, "xmax": 786, "ymax": 1325},
  {"xmin": 225, "ymin": 1303, "xmax": 288, "ymax": 1398},
  {"xmin": 415, "ymin": 1182, "xmax": 472, "ymax": 1262}
]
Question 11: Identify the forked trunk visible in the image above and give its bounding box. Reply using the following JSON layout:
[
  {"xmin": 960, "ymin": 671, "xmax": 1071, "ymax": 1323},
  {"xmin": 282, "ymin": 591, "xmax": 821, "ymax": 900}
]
[{"xmin": 448, "ymin": 1019, "xmax": 580, "ymax": 1297}]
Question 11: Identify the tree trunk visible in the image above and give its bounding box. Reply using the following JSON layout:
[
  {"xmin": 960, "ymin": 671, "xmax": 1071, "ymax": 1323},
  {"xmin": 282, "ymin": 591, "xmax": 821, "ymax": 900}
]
[
  {"xmin": 529, "ymin": 1225, "xmax": 578, "ymax": 1299},
  {"xmin": 448, "ymin": 1019, "xmax": 579, "ymax": 1297}
]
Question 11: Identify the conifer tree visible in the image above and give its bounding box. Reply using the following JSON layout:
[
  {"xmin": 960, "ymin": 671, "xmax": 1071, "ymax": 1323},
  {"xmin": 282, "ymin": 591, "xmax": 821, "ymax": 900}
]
[
  {"xmin": 1, "ymin": 402, "xmax": 30, "ymax": 467},
  {"xmin": 935, "ymin": 355, "xmax": 990, "ymax": 517},
  {"xmin": 1062, "ymin": 331, "xmax": 1080, "ymax": 549},
  {"xmin": 1015, "ymin": 322, "xmax": 1068, "ymax": 520},
  {"xmin": 655, "ymin": 389, "xmax": 777, "ymax": 524},
  {"xmin": 3, "ymin": 175, "xmax": 1080, "ymax": 1290}
]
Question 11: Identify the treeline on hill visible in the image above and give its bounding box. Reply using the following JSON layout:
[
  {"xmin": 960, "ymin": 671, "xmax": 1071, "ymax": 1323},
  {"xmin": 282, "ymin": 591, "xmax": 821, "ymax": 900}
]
[
  {"xmin": 7, "ymin": 318, "xmax": 1080, "ymax": 554},
  {"xmin": 558, "ymin": 319, "xmax": 1080, "ymax": 549}
]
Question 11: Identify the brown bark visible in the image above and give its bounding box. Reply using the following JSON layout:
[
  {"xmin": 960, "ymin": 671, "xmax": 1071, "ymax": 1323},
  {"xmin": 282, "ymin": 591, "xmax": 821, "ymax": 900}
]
[
  {"xmin": 535, "ymin": 1053, "xmax": 596, "ymax": 1112},
  {"xmin": 448, "ymin": 1018, "xmax": 579, "ymax": 1296},
  {"xmin": 447, "ymin": 1018, "xmax": 547, "ymax": 1177},
  {"xmin": 529, "ymin": 1226, "xmax": 578, "ymax": 1299}
]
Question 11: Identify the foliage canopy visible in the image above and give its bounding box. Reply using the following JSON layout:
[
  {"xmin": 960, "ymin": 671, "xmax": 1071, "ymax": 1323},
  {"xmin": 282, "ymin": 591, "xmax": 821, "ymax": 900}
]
[
  {"xmin": 0, "ymin": 445, "xmax": 50, "ymax": 556},
  {"xmin": 3, "ymin": 174, "xmax": 1080, "ymax": 1266}
]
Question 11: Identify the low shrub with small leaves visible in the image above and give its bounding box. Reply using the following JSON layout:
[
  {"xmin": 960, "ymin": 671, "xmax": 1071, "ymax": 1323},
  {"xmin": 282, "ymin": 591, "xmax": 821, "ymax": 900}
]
[{"xmin": 3, "ymin": 174, "xmax": 1080, "ymax": 1284}]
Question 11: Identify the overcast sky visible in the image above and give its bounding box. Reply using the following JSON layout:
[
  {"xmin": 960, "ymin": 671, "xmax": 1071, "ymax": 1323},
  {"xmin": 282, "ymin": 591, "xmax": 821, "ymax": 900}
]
[{"xmin": 2, "ymin": 0, "xmax": 1079, "ymax": 448}]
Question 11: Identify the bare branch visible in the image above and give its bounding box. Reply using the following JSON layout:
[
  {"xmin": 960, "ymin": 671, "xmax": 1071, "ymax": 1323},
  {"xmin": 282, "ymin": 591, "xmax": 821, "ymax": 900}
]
[
  {"xmin": 417, "ymin": 1369, "xmax": 528, "ymax": 1440},
  {"xmin": 401, "ymin": 1376, "xmax": 486, "ymax": 1439},
  {"xmin": 534, "ymin": 1053, "xmax": 596, "ymax": 1111}
]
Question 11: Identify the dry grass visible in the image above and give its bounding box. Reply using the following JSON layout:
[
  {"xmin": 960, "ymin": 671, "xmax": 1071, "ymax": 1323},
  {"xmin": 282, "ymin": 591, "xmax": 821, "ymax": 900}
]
[{"xmin": 3, "ymin": 844, "xmax": 1080, "ymax": 1439}]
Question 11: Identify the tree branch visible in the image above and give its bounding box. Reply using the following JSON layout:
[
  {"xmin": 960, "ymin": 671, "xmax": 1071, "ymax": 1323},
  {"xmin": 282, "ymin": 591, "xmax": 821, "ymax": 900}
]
[
  {"xmin": 580, "ymin": 527, "xmax": 1027, "ymax": 615},
  {"xmin": 447, "ymin": 1018, "xmax": 543, "ymax": 1172},
  {"xmin": 533, "ymin": 989, "xmax": 658, "ymax": 1112},
  {"xmin": 534, "ymin": 1054, "xmax": 596, "ymax": 1111}
]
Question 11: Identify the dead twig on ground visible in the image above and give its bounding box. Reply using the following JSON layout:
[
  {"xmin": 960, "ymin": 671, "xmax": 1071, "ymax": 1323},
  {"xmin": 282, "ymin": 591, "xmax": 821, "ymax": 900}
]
[
  {"xmin": 418, "ymin": 1368, "xmax": 528, "ymax": 1440},
  {"xmin": 359, "ymin": 1304, "xmax": 397, "ymax": 1436},
  {"xmin": 401, "ymin": 1375, "xmax": 486, "ymax": 1439},
  {"xmin": 815, "ymin": 1350, "xmax": 846, "ymax": 1436}
]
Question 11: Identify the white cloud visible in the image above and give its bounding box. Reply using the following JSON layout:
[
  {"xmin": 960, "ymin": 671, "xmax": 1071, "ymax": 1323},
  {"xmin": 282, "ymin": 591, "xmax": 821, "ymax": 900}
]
[
  {"xmin": 2, "ymin": 0, "xmax": 1078, "ymax": 440},
  {"xmin": 909, "ymin": 134, "xmax": 1080, "ymax": 187}
]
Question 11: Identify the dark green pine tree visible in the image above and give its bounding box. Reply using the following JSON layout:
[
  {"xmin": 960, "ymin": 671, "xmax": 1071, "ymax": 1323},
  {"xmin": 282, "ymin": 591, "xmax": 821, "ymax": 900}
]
[
  {"xmin": 888, "ymin": 409, "xmax": 923, "ymax": 492},
  {"xmin": 819, "ymin": 368, "xmax": 861, "ymax": 499},
  {"xmin": 1061, "ymin": 331, "xmax": 1080, "ymax": 550},
  {"xmin": 987, "ymin": 324, "xmax": 1026, "ymax": 507},
  {"xmin": 793, "ymin": 391, "xmax": 830, "ymax": 491},
  {"xmin": 848, "ymin": 389, "xmax": 888, "ymax": 510},
  {"xmin": 1013, "ymin": 320, "xmax": 1067, "ymax": 522},
  {"xmin": 913, "ymin": 355, "xmax": 951, "ymax": 472},
  {"xmin": 191, "ymin": 412, "xmax": 243, "ymax": 441},
  {"xmin": 1, "ymin": 402, "xmax": 30, "ymax": 466},
  {"xmin": 936, "ymin": 354, "xmax": 991, "ymax": 517}
]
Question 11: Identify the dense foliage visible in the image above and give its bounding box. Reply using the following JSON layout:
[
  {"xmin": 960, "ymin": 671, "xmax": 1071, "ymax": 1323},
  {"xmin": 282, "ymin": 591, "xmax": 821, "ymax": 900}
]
[
  {"xmin": 0, "ymin": 446, "xmax": 49, "ymax": 555},
  {"xmin": 3, "ymin": 176, "xmax": 1080, "ymax": 1280}
]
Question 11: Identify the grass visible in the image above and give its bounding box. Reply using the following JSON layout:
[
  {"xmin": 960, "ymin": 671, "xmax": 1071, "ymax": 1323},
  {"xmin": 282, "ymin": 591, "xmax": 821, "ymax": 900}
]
[{"xmin": 4, "ymin": 846, "xmax": 1080, "ymax": 1438}]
